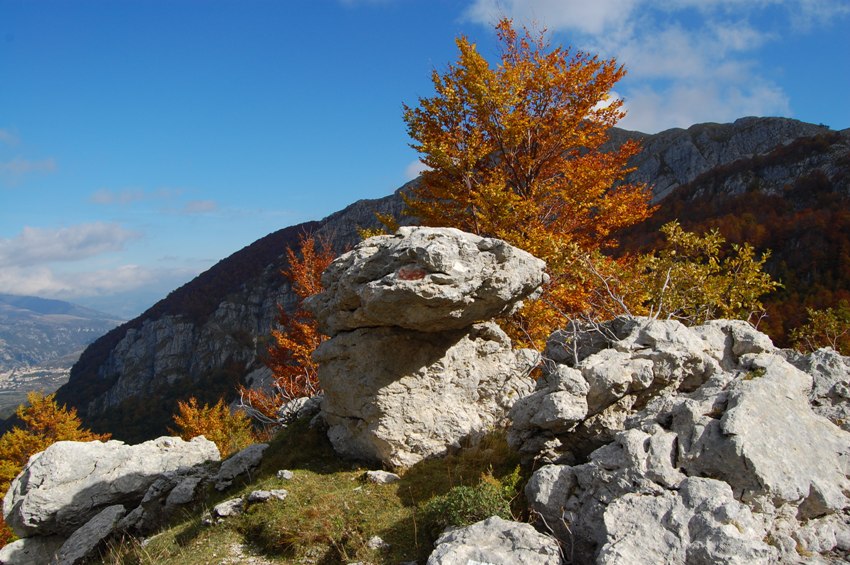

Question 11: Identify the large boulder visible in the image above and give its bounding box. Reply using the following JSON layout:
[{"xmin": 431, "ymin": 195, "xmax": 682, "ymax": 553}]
[
  {"xmin": 315, "ymin": 322, "xmax": 536, "ymax": 467},
  {"xmin": 519, "ymin": 318, "xmax": 850, "ymax": 563},
  {"xmin": 308, "ymin": 227, "xmax": 547, "ymax": 467},
  {"xmin": 305, "ymin": 226, "xmax": 548, "ymax": 335},
  {"xmin": 3, "ymin": 436, "xmax": 219, "ymax": 537},
  {"xmin": 427, "ymin": 516, "xmax": 561, "ymax": 565}
]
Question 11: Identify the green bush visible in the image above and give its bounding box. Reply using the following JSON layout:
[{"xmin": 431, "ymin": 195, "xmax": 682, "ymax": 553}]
[{"xmin": 420, "ymin": 468, "xmax": 520, "ymax": 539}]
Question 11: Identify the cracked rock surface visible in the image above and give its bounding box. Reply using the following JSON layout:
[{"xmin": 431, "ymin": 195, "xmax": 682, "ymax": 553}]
[{"xmin": 517, "ymin": 317, "xmax": 850, "ymax": 564}]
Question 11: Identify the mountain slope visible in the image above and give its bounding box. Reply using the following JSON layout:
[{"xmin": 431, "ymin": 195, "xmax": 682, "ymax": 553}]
[
  {"xmin": 54, "ymin": 192, "xmax": 406, "ymax": 441},
  {"xmin": 53, "ymin": 117, "xmax": 849, "ymax": 442},
  {"xmin": 0, "ymin": 295, "xmax": 123, "ymax": 418},
  {"xmin": 617, "ymin": 126, "xmax": 850, "ymax": 344}
]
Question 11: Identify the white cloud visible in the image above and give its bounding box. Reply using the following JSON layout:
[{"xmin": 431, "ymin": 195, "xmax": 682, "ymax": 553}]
[
  {"xmin": 0, "ymin": 157, "xmax": 56, "ymax": 182},
  {"xmin": 463, "ymin": 0, "xmax": 641, "ymax": 36},
  {"xmin": 619, "ymin": 81, "xmax": 790, "ymax": 132},
  {"xmin": 89, "ymin": 188, "xmax": 146, "ymax": 205},
  {"xmin": 181, "ymin": 200, "xmax": 218, "ymax": 214},
  {"xmin": 0, "ymin": 263, "xmax": 199, "ymax": 301},
  {"xmin": 0, "ymin": 129, "xmax": 19, "ymax": 146},
  {"xmin": 404, "ymin": 159, "xmax": 430, "ymax": 180},
  {"xmin": 0, "ymin": 223, "xmax": 141, "ymax": 267},
  {"xmin": 462, "ymin": 0, "xmax": 844, "ymax": 132}
]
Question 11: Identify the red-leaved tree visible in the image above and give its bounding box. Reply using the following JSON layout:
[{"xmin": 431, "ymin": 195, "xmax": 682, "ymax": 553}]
[{"xmin": 239, "ymin": 234, "xmax": 335, "ymax": 424}]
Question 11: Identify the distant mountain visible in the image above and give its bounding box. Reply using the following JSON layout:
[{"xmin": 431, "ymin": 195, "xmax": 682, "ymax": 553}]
[
  {"xmin": 52, "ymin": 116, "xmax": 850, "ymax": 443},
  {"xmin": 0, "ymin": 295, "xmax": 123, "ymax": 417}
]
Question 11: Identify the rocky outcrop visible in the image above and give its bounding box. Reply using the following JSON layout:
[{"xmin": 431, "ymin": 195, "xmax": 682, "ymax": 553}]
[
  {"xmin": 608, "ymin": 116, "xmax": 837, "ymax": 202},
  {"xmin": 2, "ymin": 437, "xmax": 268, "ymax": 565},
  {"xmin": 427, "ymin": 516, "xmax": 562, "ymax": 565},
  {"xmin": 4, "ymin": 436, "xmax": 219, "ymax": 537},
  {"xmin": 307, "ymin": 227, "xmax": 546, "ymax": 467},
  {"xmin": 308, "ymin": 226, "xmax": 548, "ymax": 334},
  {"xmin": 518, "ymin": 317, "xmax": 850, "ymax": 563}
]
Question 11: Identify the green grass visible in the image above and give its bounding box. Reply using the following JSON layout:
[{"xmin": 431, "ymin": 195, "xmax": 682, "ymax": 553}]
[{"xmin": 103, "ymin": 418, "xmax": 526, "ymax": 564}]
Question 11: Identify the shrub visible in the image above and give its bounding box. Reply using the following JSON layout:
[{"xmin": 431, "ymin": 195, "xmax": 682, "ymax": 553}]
[
  {"xmin": 170, "ymin": 397, "xmax": 255, "ymax": 458},
  {"xmin": 419, "ymin": 468, "xmax": 520, "ymax": 539}
]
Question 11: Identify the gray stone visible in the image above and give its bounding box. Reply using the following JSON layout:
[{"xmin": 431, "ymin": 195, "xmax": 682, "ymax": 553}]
[
  {"xmin": 3, "ymin": 436, "xmax": 219, "ymax": 537},
  {"xmin": 118, "ymin": 468, "xmax": 208, "ymax": 534},
  {"xmin": 212, "ymin": 498, "xmax": 244, "ymax": 519},
  {"xmin": 54, "ymin": 504, "xmax": 126, "ymax": 565},
  {"xmin": 214, "ymin": 443, "xmax": 268, "ymax": 491},
  {"xmin": 277, "ymin": 394, "xmax": 323, "ymax": 424},
  {"xmin": 427, "ymin": 516, "xmax": 561, "ymax": 565},
  {"xmin": 366, "ymin": 535, "xmax": 389, "ymax": 550},
  {"xmin": 365, "ymin": 470, "xmax": 401, "ymax": 484},
  {"xmin": 0, "ymin": 536, "xmax": 64, "ymax": 565},
  {"xmin": 306, "ymin": 227, "xmax": 548, "ymax": 335},
  {"xmin": 276, "ymin": 469, "xmax": 294, "ymax": 480},
  {"xmin": 519, "ymin": 318, "xmax": 850, "ymax": 563},
  {"xmin": 247, "ymin": 489, "xmax": 288, "ymax": 503},
  {"xmin": 677, "ymin": 353, "xmax": 850, "ymax": 515},
  {"xmin": 598, "ymin": 478, "xmax": 775, "ymax": 565},
  {"xmin": 315, "ymin": 323, "xmax": 535, "ymax": 467},
  {"xmin": 788, "ymin": 347, "xmax": 850, "ymax": 431}
]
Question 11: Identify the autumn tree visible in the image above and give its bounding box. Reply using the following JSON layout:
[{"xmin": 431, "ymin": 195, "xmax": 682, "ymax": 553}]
[
  {"xmin": 0, "ymin": 392, "xmax": 109, "ymax": 546},
  {"xmin": 790, "ymin": 304, "xmax": 850, "ymax": 355},
  {"xmin": 238, "ymin": 234, "xmax": 335, "ymax": 423},
  {"xmin": 633, "ymin": 221, "xmax": 780, "ymax": 324},
  {"xmin": 170, "ymin": 397, "xmax": 255, "ymax": 458},
  {"xmin": 402, "ymin": 19, "xmax": 653, "ymax": 346}
]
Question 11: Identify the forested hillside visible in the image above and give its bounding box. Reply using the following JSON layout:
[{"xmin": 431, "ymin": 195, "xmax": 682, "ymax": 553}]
[{"xmin": 617, "ymin": 129, "xmax": 850, "ymax": 345}]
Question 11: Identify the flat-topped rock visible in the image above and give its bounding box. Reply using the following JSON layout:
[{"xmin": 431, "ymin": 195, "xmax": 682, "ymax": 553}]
[
  {"xmin": 3, "ymin": 436, "xmax": 219, "ymax": 537},
  {"xmin": 306, "ymin": 226, "xmax": 548, "ymax": 335}
]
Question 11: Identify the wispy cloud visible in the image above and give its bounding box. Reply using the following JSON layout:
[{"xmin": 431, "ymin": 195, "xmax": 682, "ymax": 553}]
[
  {"xmin": 463, "ymin": 0, "xmax": 842, "ymax": 131},
  {"xmin": 181, "ymin": 199, "xmax": 218, "ymax": 214},
  {"xmin": 0, "ymin": 222, "xmax": 141, "ymax": 267},
  {"xmin": 89, "ymin": 188, "xmax": 147, "ymax": 205},
  {"xmin": 0, "ymin": 129, "xmax": 19, "ymax": 146},
  {"xmin": 89, "ymin": 187, "xmax": 185, "ymax": 206},
  {"xmin": 0, "ymin": 157, "xmax": 57, "ymax": 183},
  {"xmin": 0, "ymin": 263, "xmax": 200, "ymax": 301}
]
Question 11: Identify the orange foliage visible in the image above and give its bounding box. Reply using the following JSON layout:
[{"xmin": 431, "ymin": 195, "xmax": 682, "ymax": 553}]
[
  {"xmin": 0, "ymin": 392, "xmax": 109, "ymax": 546},
  {"xmin": 402, "ymin": 19, "xmax": 653, "ymax": 346},
  {"xmin": 239, "ymin": 234, "xmax": 335, "ymax": 422},
  {"xmin": 170, "ymin": 397, "xmax": 255, "ymax": 458}
]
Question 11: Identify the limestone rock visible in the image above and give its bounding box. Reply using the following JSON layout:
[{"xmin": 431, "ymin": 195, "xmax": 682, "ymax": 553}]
[
  {"xmin": 315, "ymin": 322, "xmax": 536, "ymax": 467},
  {"xmin": 787, "ymin": 347, "xmax": 850, "ymax": 431},
  {"xmin": 3, "ymin": 436, "xmax": 219, "ymax": 537},
  {"xmin": 247, "ymin": 489, "xmax": 288, "ymax": 503},
  {"xmin": 597, "ymin": 478, "xmax": 775, "ymax": 564},
  {"xmin": 212, "ymin": 498, "xmax": 244, "ymax": 519},
  {"xmin": 365, "ymin": 470, "xmax": 401, "ymax": 484},
  {"xmin": 519, "ymin": 317, "xmax": 850, "ymax": 563},
  {"xmin": 214, "ymin": 443, "xmax": 268, "ymax": 491},
  {"xmin": 118, "ymin": 467, "xmax": 209, "ymax": 534},
  {"xmin": 306, "ymin": 226, "xmax": 547, "ymax": 335},
  {"xmin": 510, "ymin": 317, "xmax": 720, "ymax": 462},
  {"xmin": 54, "ymin": 504, "xmax": 126, "ymax": 565},
  {"xmin": 0, "ymin": 536, "xmax": 64, "ymax": 565},
  {"xmin": 427, "ymin": 516, "xmax": 561, "ymax": 565}
]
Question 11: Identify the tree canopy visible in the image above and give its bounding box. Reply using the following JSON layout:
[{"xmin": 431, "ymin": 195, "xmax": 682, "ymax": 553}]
[{"xmin": 402, "ymin": 19, "xmax": 653, "ymax": 346}]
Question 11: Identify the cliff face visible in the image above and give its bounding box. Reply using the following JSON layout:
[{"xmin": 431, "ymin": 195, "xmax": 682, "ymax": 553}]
[
  {"xmin": 54, "ymin": 117, "xmax": 848, "ymax": 441},
  {"xmin": 607, "ymin": 116, "xmax": 835, "ymax": 201}
]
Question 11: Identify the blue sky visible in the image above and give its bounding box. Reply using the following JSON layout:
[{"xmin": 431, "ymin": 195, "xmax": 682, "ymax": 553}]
[{"xmin": 1, "ymin": 0, "xmax": 848, "ymax": 318}]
